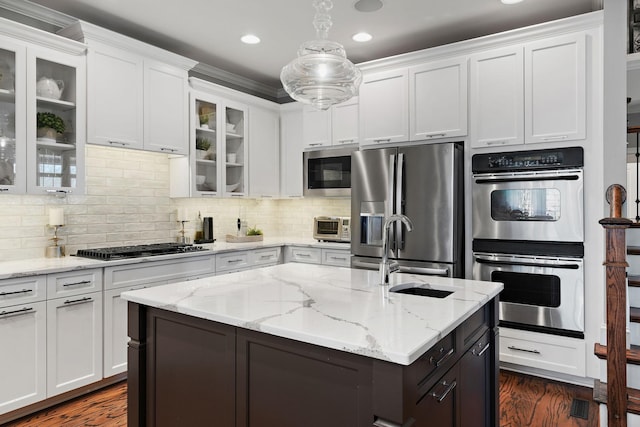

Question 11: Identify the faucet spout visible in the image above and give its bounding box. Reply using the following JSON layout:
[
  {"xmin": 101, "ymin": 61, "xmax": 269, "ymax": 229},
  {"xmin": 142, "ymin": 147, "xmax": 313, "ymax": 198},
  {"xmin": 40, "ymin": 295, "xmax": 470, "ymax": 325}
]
[{"xmin": 379, "ymin": 214, "xmax": 414, "ymax": 285}]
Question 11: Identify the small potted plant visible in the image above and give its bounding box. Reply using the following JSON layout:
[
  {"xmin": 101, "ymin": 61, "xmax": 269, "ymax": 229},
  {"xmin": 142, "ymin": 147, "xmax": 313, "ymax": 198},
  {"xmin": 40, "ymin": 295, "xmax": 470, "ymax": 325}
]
[
  {"xmin": 195, "ymin": 136, "xmax": 212, "ymax": 159},
  {"xmin": 36, "ymin": 112, "xmax": 65, "ymax": 142}
]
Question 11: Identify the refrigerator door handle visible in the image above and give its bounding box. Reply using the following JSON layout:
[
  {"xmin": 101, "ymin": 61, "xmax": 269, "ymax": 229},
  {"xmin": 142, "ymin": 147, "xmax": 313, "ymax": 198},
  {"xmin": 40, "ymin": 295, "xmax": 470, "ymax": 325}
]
[
  {"xmin": 397, "ymin": 266, "xmax": 450, "ymax": 277},
  {"xmin": 396, "ymin": 152, "xmax": 405, "ymax": 250},
  {"xmin": 388, "ymin": 153, "xmax": 397, "ymax": 252}
]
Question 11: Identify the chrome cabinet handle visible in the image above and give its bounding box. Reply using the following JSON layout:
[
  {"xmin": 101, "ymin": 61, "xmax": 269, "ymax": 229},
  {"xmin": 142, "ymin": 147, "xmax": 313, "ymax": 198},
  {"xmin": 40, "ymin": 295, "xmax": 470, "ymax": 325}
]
[
  {"xmin": 431, "ymin": 380, "xmax": 457, "ymax": 403},
  {"xmin": 0, "ymin": 188, "xmax": 8, "ymax": 192},
  {"xmin": 472, "ymin": 341, "xmax": 491, "ymax": 357},
  {"xmin": 297, "ymin": 253, "xmax": 311, "ymax": 258},
  {"xmin": 108, "ymin": 140, "xmax": 130, "ymax": 146},
  {"xmin": 260, "ymin": 255, "xmax": 273, "ymax": 260},
  {"xmin": 507, "ymin": 345, "xmax": 540, "ymax": 354},
  {"xmin": 374, "ymin": 138, "xmax": 391, "ymax": 143},
  {"xmin": 542, "ymin": 135, "xmax": 568, "ymax": 141},
  {"xmin": 337, "ymin": 139, "xmax": 354, "ymax": 144},
  {"xmin": 0, "ymin": 289, "xmax": 33, "ymax": 296},
  {"xmin": 227, "ymin": 259, "xmax": 244, "ymax": 263},
  {"xmin": 62, "ymin": 280, "xmax": 91, "ymax": 287},
  {"xmin": 0, "ymin": 307, "xmax": 34, "ymax": 318},
  {"xmin": 485, "ymin": 140, "xmax": 509, "ymax": 145},
  {"xmin": 308, "ymin": 142, "xmax": 323, "ymax": 147},
  {"xmin": 429, "ymin": 347, "xmax": 454, "ymax": 367},
  {"xmin": 160, "ymin": 147, "xmax": 178, "ymax": 152},
  {"xmin": 422, "ymin": 132, "xmax": 446, "ymax": 138},
  {"xmin": 330, "ymin": 256, "xmax": 347, "ymax": 261},
  {"xmin": 46, "ymin": 189, "xmax": 69, "ymax": 194},
  {"xmin": 63, "ymin": 297, "xmax": 93, "ymax": 306}
]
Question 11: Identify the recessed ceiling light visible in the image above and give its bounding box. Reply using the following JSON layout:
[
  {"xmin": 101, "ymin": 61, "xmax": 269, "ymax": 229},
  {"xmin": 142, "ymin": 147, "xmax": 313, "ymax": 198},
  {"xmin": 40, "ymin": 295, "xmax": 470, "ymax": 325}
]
[
  {"xmin": 241, "ymin": 34, "xmax": 260, "ymax": 44},
  {"xmin": 354, "ymin": 0, "xmax": 383, "ymax": 12},
  {"xmin": 500, "ymin": 0, "xmax": 523, "ymax": 4},
  {"xmin": 352, "ymin": 32, "xmax": 373, "ymax": 42}
]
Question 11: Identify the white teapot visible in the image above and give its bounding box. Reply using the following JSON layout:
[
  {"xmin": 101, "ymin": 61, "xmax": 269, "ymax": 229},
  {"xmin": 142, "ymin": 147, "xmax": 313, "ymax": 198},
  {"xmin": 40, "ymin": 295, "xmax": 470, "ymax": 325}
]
[{"xmin": 36, "ymin": 77, "xmax": 64, "ymax": 100}]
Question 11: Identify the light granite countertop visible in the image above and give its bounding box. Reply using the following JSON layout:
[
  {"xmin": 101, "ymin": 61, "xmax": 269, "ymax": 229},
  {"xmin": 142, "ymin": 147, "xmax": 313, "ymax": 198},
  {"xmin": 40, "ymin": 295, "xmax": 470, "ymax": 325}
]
[
  {"xmin": 121, "ymin": 263, "xmax": 503, "ymax": 366},
  {"xmin": 0, "ymin": 238, "xmax": 349, "ymax": 280}
]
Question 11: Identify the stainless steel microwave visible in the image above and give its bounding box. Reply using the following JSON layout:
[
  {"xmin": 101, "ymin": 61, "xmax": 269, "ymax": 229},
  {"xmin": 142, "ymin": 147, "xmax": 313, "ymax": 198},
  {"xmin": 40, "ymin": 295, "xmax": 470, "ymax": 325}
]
[
  {"xmin": 314, "ymin": 216, "xmax": 351, "ymax": 242},
  {"xmin": 303, "ymin": 147, "xmax": 355, "ymax": 197}
]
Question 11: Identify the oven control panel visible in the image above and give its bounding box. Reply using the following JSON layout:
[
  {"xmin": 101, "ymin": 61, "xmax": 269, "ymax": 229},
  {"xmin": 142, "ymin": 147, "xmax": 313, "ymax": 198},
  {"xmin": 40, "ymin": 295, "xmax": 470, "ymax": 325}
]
[{"xmin": 472, "ymin": 146, "xmax": 584, "ymax": 173}]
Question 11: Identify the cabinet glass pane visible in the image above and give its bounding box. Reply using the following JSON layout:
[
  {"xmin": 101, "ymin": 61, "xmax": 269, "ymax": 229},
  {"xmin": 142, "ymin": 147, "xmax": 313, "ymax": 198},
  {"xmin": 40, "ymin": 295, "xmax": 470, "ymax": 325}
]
[
  {"xmin": 195, "ymin": 100, "xmax": 217, "ymax": 192},
  {"xmin": 0, "ymin": 47, "xmax": 16, "ymax": 187},
  {"xmin": 225, "ymin": 106, "xmax": 244, "ymax": 193},
  {"xmin": 35, "ymin": 59, "xmax": 77, "ymax": 189}
]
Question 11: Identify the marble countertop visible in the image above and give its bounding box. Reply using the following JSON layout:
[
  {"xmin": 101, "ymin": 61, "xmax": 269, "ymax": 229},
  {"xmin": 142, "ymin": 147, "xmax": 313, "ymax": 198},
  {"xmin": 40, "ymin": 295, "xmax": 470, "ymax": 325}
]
[
  {"xmin": 121, "ymin": 263, "xmax": 503, "ymax": 366},
  {"xmin": 0, "ymin": 238, "xmax": 349, "ymax": 280}
]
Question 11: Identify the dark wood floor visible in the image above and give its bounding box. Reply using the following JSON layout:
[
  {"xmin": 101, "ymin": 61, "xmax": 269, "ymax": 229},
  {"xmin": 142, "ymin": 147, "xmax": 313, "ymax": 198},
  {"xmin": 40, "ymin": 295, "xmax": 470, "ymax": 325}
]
[{"xmin": 5, "ymin": 370, "xmax": 599, "ymax": 426}]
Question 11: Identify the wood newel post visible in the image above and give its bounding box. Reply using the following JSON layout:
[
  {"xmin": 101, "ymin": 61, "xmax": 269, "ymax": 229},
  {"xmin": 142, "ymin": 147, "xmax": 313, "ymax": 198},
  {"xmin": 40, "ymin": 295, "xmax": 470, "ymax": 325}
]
[{"xmin": 600, "ymin": 184, "xmax": 631, "ymax": 427}]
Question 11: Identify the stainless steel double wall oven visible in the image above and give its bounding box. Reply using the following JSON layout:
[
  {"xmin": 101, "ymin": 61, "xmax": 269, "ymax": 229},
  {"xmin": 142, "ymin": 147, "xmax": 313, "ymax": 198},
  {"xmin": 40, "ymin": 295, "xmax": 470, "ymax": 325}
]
[{"xmin": 471, "ymin": 147, "xmax": 584, "ymax": 338}]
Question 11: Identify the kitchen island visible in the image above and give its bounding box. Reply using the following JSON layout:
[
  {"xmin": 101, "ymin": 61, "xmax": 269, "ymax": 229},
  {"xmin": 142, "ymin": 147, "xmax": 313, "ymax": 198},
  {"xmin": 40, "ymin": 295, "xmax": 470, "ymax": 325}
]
[{"xmin": 122, "ymin": 263, "xmax": 503, "ymax": 427}]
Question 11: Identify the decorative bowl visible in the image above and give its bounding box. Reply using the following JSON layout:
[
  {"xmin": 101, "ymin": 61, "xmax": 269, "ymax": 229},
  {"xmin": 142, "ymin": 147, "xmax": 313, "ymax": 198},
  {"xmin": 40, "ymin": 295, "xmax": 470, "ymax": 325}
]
[
  {"xmin": 226, "ymin": 182, "xmax": 240, "ymax": 192},
  {"xmin": 196, "ymin": 175, "xmax": 206, "ymax": 185}
]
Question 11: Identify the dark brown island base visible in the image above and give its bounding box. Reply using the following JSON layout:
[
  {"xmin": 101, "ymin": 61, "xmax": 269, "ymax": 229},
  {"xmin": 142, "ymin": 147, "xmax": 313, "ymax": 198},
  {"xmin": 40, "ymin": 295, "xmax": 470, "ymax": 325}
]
[{"xmin": 126, "ymin": 297, "xmax": 498, "ymax": 427}]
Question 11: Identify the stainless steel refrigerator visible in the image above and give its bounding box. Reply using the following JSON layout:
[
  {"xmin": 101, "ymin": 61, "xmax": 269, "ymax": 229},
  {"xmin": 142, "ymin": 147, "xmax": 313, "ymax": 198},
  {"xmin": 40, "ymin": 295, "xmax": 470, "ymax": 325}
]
[{"xmin": 350, "ymin": 142, "xmax": 464, "ymax": 278}]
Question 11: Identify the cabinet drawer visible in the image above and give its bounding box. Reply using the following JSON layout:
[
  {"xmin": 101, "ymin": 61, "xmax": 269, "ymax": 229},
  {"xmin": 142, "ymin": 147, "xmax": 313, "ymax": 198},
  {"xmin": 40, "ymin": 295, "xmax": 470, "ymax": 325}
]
[
  {"xmin": 104, "ymin": 255, "xmax": 214, "ymax": 290},
  {"xmin": 288, "ymin": 247, "xmax": 322, "ymax": 264},
  {"xmin": 321, "ymin": 249, "xmax": 350, "ymax": 267},
  {"xmin": 0, "ymin": 276, "xmax": 46, "ymax": 308},
  {"xmin": 499, "ymin": 327, "xmax": 585, "ymax": 377},
  {"xmin": 217, "ymin": 251, "xmax": 250, "ymax": 272},
  {"xmin": 411, "ymin": 332, "xmax": 456, "ymax": 388},
  {"xmin": 251, "ymin": 248, "xmax": 281, "ymax": 267},
  {"xmin": 47, "ymin": 269, "xmax": 103, "ymax": 299}
]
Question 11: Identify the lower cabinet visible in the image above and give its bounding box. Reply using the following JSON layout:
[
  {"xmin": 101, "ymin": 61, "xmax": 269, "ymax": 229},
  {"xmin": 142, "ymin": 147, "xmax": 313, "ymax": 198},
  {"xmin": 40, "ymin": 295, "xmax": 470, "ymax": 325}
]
[
  {"xmin": 46, "ymin": 291, "xmax": 103, "ymax": 397},
  {"xmin": 285, "ymin": 246, "xmax": 350, "ymax": 267},
  {"xmin": 0, "ymin": 301, "xmax": 47, "ymax": 415}
]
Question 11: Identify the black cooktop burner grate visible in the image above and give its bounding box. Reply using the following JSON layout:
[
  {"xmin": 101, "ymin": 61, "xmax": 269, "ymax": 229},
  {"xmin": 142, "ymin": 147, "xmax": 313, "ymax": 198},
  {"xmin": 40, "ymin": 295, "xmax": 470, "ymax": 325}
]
[{"xmin": 75, "ymin": 243, "xmax": 206, "ymax": 260}]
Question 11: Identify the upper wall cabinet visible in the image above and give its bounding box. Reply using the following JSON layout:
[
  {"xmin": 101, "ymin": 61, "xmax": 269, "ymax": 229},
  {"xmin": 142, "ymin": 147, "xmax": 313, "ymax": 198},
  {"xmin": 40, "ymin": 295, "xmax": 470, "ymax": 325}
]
[
  {"xmin": 58, "ymin": 21, "xmax": 197, "ymax": 155},
  {"xmin": 280, "ymin": 104, "xmax": 304, "ymax": 198},
  {"xmin": 249, "ymin": 105, "xmax": 280, "ymax": 198},
  {"xmin": 0, "ymin": 17, "xmax": 87, "ymax": 195},
  {"xmin": 302, "ymin": 97, "xmax": 359, "ymax": 149},
  {"xmin": 470, "ymin": 33, "xmax": 586, "ymax": 148},
  {"xmin": 359, "ymin": 68, "xmax": 409, "ymax": 146},
  {"xmin": 409, "ymin": 57, "xmax": 468, "ymax": 141},
  {"xmin": 470, "ymin": 46, "xmax": 524, "ymax": 148}
]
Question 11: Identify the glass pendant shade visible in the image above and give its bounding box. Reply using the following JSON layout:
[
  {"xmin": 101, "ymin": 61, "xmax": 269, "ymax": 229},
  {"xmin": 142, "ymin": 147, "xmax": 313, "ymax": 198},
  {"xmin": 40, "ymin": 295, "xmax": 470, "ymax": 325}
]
[{"xmin": 280, "ymin": 0, "xmax": 362, "ymax": 110}]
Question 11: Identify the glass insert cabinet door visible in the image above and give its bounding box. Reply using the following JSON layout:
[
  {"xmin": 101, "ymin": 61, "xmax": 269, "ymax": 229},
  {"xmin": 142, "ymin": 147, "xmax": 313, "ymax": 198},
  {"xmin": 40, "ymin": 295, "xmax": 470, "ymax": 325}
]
[
  {"xmin": 0, "ymin": 42, "xmax": 26, "ymax": 194},
  {"xmin": 224, "ymin": 104, "xmax": 245, "ymax": 195},
  {"xmin": 26, "ymin": 48, "xmax": 86, "ymax": 194},
  {"xmin": 194, "ymin": 98, "xmax": 218, "ymax": 193}
]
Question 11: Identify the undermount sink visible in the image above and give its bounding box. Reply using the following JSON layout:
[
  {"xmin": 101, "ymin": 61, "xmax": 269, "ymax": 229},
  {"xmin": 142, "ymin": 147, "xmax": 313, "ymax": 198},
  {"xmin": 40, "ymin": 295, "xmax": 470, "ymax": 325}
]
[{"xmin": 389, "ymin": 283, "xmax": 454, "ymax": 299}]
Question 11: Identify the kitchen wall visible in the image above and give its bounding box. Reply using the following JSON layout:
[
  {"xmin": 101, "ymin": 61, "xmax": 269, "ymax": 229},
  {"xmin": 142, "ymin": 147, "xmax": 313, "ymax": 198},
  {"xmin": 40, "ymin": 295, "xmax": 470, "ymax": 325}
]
[{"xmin": 0, "ymin": 145, "xmax": 350, "ymax": 261}]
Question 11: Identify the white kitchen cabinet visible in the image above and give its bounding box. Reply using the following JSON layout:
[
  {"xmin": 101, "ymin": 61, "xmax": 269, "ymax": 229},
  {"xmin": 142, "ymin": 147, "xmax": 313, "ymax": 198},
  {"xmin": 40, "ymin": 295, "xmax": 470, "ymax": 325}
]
[
  {"xmin": 524, "ymin": 33, "xmax": 586, "ymax": 144},
  {"xmin": 0, "ymin": 38, "xmax": 26, "ymax": 194},
  {"xmin": 143, "ymin": 59, "xmax": 189, "ymax": 154},
  {"xmin": 303, "ymin": 105, "xmax": 331, "ymax": 149},
  {"xmin": 251, "ymin": 247, "xmax": 282, "ymax": 267},
  {"xmin": 84, "ymin": 41, "xmax": 143, "ymax": 149},
  {"xmin": 46, "ymin": 268, "xmax": 102, "ymax": 299},
  {"xmin": 59, "ymin": 20, "xmax": 196, "ymax": 155},
  {"xmin": 249, "ymin": 105, "xmax": 280, "ymax": 198},
  {"xmin": 279, "ymin": 104, "xmax": 304, "ymax": 197},
  {"xmin": 0, "ymin": 300, "xmax": 46, "ymax": 415},
  {"xmin": 216, "ymin": 251, "xmax": 251, "ymax": 273},
  {"xmin": 359, "ymin": 68, "xmax": 409, "ymax": 146},
  {"xmin": 170, "ymin": 89, "xmax": 248, "ymax": 197},
  {"xmin": 46, "ymin": 290, "xmax": 103, "ymax": 397},
  {"xmin": 409, "ymin": 57, "xmax": 468, "ymax": 141},
  {"xmin": 470, "ymin": 46, "xmax": 524, "ymax": 148},
  {"xmin": 285, "ymin": 246, "xmax": 322, "ymax": 264},
  {"xmin": 331, "ymin": 97, "xmax": 359, "ymax": 146},
  {"xmin": 0, "ymin": 17, "xmax": 87, "ymax": 196}
]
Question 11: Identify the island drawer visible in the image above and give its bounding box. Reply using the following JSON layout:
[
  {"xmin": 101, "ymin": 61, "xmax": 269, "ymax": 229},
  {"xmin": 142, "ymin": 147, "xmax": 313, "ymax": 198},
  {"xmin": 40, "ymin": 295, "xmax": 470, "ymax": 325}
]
[
  {"xmin": 0, "ymin": 275, "xmax": 46, "ymax": 308},
  {"xmin": 499, "ymin": 327, "xmax": 586, "ymax": 377},
  {"xmin": 411, "ymin": 332, "xmax": 455, "ymax": 388},
  {"xmin": 47, "ymin": 269, "xmax": 103, "ymax": 299}
]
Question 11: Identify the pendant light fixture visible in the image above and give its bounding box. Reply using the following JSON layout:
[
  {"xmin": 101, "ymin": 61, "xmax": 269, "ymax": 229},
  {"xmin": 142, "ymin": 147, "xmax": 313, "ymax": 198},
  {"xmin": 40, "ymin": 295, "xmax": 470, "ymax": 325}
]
[{"xmin": 280, "ymin": 0, "xmax": 362, "ymax": 110}]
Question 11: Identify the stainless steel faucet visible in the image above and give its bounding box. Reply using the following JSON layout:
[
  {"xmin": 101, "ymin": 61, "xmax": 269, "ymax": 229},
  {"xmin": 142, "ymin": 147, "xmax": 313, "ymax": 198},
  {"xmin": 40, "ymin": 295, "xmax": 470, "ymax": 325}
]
[{"xmin": 379, "ymin": 214, "xmax": 413, "ymax": 285}]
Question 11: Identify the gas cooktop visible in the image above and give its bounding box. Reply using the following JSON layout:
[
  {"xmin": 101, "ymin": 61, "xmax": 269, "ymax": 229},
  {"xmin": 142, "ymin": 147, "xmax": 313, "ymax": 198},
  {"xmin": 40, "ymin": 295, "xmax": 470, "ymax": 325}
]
[{"xmin": 75, "ymin": 242, "xmax": 207, "ymax": 260}]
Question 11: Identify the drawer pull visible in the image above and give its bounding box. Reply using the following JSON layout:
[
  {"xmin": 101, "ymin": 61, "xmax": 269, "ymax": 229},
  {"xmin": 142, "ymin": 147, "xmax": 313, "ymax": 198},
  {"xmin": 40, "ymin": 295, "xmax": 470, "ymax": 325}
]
[
  {"xmin": 429, "ymin": 347, "xmax": 454, "ymax": 367},
  {"xmin": 485, "ymin": 140, "xmax": 509, "ymax": 146},
  {"xmin": 424, "ymin": 132, "xmax": 446, "ymax": 138},
  {"xmin": 63, "ymin": 280, "xmax": 92, "ymax": 287},
  {"xmin": 297, "ymin": 253, "xmax": 311, "ymax": 258},
  {"xmin": 108, "ymin": 140, "xmax": 130, "ymax": 146},
  {"xmin": 63, "ymin": 297, "xmax": 93, "ymax": 306},
  {"xmin": 472, "ymin": 342, "xmax": 491, "ymax": 357},
  {"xmin": 160, "ymin": 147, "xmax": 178, "ymax": 152},
  {"xmin": 0, "ymin": 188, "xmax": 8, "ymax": 192},
  {"xmin": 330, "ymin": 256, "xmax": 347, "ymax": 261},
  {"xmin": 431, "ymin": 380, "xmax": 457, "ymax": 403},
  {"xmin": 260, "ymin": 255, "xmax": 273, "ymax": 260},
  {"xmin": 507, "ymin": 345, "xmax": 540, "ymax": 354},
  {"xmin": 542, "ymin": 135, "xmax": 568, "ymax": 141},
  {"xmin": 0, "ymin": 307, "xmax": 34, "ymax": 317},
  {"xmin": 374, "ymin": 138, "xmax": 391, "ymax": 144},
  {"xmin": 227, "ymin": 259, "xmax": 244, "ymax": 263},
  {"xmin": 0, "ymin": 289, "xmax": 33, "ymax": 296}
]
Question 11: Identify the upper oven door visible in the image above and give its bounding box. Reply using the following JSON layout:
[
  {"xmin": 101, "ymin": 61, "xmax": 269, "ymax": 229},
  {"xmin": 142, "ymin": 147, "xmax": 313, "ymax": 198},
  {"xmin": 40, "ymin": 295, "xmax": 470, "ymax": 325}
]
[
  {"xmin": 472, "ymin": 169, "xmax": 583, "ymax": 242},
  {"xmin": 303, "ymin": 148, "xmax": 354, "ymax": 197}
]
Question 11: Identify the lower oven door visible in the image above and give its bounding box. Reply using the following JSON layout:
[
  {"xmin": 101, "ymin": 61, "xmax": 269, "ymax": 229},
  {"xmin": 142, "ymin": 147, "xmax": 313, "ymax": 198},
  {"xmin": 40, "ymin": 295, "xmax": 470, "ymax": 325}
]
[{"xmin": 472, "ymin": 252, "xmax": 584, "ymax": 338}]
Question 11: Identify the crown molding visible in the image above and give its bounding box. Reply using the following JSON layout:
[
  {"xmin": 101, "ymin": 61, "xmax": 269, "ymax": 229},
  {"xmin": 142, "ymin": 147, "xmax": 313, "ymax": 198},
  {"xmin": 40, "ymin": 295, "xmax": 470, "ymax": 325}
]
[
  {"xmin": 191, "ymin": 62, "xmax": 283, "ymax": 103},
  {"xmin": 0, "ymin": 14, "xmax": 85, "ymax": 55},
  {"xmin": 0, "ymin": 0, "xmax": 74, "ymax": 28}
]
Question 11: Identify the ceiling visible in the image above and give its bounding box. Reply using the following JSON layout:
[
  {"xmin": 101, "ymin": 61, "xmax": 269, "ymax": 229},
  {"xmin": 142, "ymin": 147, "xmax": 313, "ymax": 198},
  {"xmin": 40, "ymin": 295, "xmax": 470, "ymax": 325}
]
[{"xmin": 6, "ymin": 0, "xmax": 602, "ymax": 101}]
